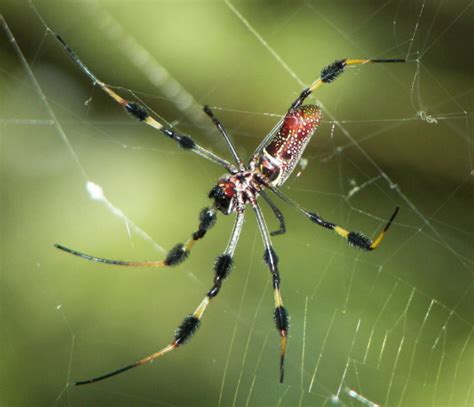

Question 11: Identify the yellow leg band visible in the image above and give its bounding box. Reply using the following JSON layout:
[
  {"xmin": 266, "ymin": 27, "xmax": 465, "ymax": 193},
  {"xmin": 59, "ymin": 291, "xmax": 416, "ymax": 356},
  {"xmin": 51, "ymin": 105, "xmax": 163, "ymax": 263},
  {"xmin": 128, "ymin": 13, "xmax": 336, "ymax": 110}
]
[
  {"xmin": 334, "ymin": 226, "xmax": 349, "ymax": 238},
  {"xmin": 345, "ymin": 59, "xmax": 371, "ymax": 66},
  {"xmin": 274, "ymin": 288, "xmax": 283, "ymax": 307},
  {"xmin": 193, "ymin": 296, "xmax": 210, "ymax": 319},
  {"xmin": 144, "ymin": 116, "xmax": 164, "ymax": 130},
  {"xmin": 309, "ymin": 79, "xmax": 323, "ymax": 93},
  {"xmin": 101, "ymin": 85, "xmax": 127, "ymax": 104},
  {"xmin": 370, "ymin": 231, "xmax": 385, "ymax": 249}
]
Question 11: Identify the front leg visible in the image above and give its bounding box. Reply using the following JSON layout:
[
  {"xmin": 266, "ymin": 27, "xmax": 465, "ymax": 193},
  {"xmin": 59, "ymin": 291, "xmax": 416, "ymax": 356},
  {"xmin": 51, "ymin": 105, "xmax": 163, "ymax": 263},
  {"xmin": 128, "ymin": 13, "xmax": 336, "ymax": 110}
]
[{"xmin": 290, "ymin": 58, "xmax": 405, "ymax": 110}]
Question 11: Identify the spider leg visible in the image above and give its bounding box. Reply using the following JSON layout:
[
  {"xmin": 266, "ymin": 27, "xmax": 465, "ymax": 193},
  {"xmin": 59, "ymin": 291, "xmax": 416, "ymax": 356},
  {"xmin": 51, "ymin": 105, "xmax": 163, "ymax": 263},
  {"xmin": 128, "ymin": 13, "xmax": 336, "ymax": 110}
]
[
  {"xmin": 260, "ymin": 191, "xmax": 286, "ymax": 236},
  {"xmin": 74, "ymin": 211, "xmax": 245, "ymax": 385},
  {"xmin": 53, "ymin": 34, "xmax": 236, "ymax": 173},
  {"xmin": 290, "ymin": 58, "xmax": 405, "ymax": 110},
  {"xmin": 55, "ymin": 207, "xmax": 217, "ymax": 267},
  {"xmin": 252, "ymin": 202, "xmax": 289, "ymax": 383},
  {"xmin": 270, "ymin": 186, "xmax": 399, "ymax": 250},
  {"xmin": 203, "ymin": 105, "xmax": 244, "ymax": 171}
]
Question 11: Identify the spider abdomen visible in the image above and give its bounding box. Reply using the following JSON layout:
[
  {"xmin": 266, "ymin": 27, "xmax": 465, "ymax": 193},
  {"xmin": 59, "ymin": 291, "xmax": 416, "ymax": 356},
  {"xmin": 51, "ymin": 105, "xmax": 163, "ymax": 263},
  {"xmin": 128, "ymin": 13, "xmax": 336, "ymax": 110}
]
[{"xmin": 263, "ymin": 105, "xmax": 322, "ymax": 186}]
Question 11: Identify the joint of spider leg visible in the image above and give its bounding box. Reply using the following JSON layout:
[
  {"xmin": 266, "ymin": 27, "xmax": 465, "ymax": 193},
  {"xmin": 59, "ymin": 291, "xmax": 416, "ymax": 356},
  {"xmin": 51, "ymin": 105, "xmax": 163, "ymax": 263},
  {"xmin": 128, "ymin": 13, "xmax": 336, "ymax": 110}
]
[
  {"xmin": 264, "ymin": 246, "xmax": 279, "ymax": 273},
  {"xmin": 306, "ymin": 211, "xmax": 336, "ymax": 230},
  {"xmin": 290, "ymin": 87, "xmax": 312, "ymax": 110},
  {"xmin": 319, "ymin": 58, "xmax": 406, "ymax": 84},
  {"xmin": 345, "ymin": 207, "xmax": 399, "ymax": 251},
  {"xmin": 192, "ymin": 229, "xmax": 206, "ymax": 241},
  {"xmin": 174, "ymin": 315, "xmax": 201, "ymax": 346},
  {"xmin": 161, "ymin": 128, "xmax": 196, "ymax": 150},
  {"xmin": 270, "ymin": 210, "xmax": 286, "ymax": 236},
  {"xmin": 124, "ymin": 101, "xmax": 150, "ymax": 121},
  {"xmin": 56, "ymin": 34, "xmax": 82, "ymax": 65},
  {"xmin": 203, "ymin": 104, "xmax": 219, "ymax": 124},
  {"xmin": 192, "ymin": 207, "xmax": 217, "ymax": 240},
  {"xmin": 269, "ymin": 215, "xmax": 286, "ymax": 236},
  {"xmin": 270, "ymin": 221, "xmax": 286, "ymax": 237},
  {"xmin": 213, "ymin": 254, "xmax": 233, "ymax": 283},
  {"xmin": 207, "ymin": 283, "xmax": 221, "ymax": 298},
  {"xmin": 164, "ymin": 243, "xmax": 189, "ymax": 266},
  {"xmin": 199, "ymin": 207, "xmax": 217, "ymax": 230},
  {"xmin": 274, "ymin": 305, "xmax": 289, "ymax": 334},
  {"xmin": 321, "ymin": 59, "xmax": 347, "ymax": 83},
  {"xmin": 274, "ymin": 304, "xmax": 289, "ymax": 384},
  {"xmin": 177, "ymin": 134, "xmax": 196, "ymax": 150},
  {"xmin": 347, "ymin": 231, "xmax": 373, "ymax": 251},
  {"xmin": 54, "ymin": 34, "xmax": 102, "ymax": 85},
  {"xmin": 207, "ymin": 254, "xmax": 233, "ymax": 298},
  {"xmin": 56, "ymin": 34, "xmax": 70, "ymax": 52}
]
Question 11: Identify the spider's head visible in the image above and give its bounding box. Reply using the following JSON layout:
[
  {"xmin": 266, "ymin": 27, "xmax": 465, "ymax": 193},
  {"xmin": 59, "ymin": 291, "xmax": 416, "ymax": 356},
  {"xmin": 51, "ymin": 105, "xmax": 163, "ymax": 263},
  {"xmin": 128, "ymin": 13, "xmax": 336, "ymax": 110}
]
[{"xmin": 209, "ymin": 179, "xmax": 237, "ymax": 215}]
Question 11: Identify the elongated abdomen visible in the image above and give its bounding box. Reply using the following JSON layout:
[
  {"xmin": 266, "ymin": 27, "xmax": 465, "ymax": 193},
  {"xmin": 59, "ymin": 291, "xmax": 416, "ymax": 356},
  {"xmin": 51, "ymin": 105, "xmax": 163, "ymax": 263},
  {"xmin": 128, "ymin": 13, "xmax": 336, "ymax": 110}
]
[{"xmin": 264, "ymin": 105, "xmax": 322, "ymax": 186}]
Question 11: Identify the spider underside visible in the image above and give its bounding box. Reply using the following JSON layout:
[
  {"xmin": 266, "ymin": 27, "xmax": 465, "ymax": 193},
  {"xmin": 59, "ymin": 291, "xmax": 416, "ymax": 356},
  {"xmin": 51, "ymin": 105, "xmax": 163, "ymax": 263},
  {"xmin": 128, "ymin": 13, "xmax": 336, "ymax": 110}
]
[{"xmin": 53, "ymin": 32, "xmax": 403, "ymax": 385}]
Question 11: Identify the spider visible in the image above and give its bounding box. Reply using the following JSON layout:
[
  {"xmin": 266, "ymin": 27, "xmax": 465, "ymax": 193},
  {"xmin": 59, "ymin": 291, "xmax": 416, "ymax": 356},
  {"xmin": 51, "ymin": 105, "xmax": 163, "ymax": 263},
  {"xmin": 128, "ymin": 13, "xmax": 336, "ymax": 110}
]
[{"xmin": 53, "ymin": 32, "xmax": 404, "ymax": 385}]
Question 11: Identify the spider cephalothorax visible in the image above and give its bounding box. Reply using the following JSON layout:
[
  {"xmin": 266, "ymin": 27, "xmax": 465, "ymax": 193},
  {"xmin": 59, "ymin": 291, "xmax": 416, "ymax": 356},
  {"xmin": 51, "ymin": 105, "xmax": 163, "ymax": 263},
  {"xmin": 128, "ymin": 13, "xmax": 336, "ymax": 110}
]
[
  {"xmin": 209, "ymin": 171, "xmax": 265, "ymax": 215},
  {"xmin": 52, "ymin": 32, "xmax": 403, "ymax": 386}
]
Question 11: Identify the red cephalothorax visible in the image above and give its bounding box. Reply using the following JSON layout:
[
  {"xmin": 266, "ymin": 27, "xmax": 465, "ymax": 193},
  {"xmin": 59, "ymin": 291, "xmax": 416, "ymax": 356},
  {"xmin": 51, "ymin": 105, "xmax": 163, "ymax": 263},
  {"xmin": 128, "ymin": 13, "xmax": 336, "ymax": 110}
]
[{"xmin": 210, "ymin": 172, "xmax": 265, "ymax": 215}]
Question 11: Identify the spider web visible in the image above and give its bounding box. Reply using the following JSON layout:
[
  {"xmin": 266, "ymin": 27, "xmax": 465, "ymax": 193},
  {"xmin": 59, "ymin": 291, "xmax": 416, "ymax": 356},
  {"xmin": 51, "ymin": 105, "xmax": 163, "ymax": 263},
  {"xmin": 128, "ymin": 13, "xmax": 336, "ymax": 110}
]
[{"xmin": 1, "ymin": 0, "xmax": 473, "ymax": 406}]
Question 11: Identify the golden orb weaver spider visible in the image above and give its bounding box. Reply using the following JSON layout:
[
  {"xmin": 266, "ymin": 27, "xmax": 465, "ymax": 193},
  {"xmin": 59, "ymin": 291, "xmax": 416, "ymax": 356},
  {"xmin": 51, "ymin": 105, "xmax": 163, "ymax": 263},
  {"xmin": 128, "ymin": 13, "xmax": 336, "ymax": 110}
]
[{"xmin": 53, "ymin": 32, "xmax": 403, "ymax": 385}]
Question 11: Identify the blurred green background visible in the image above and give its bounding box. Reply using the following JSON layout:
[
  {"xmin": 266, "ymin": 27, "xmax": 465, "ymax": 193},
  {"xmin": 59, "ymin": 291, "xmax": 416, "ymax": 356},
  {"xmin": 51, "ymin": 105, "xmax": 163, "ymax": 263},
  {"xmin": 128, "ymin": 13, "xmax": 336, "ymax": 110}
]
[{"xmin": 1, "ymin": 0, "xmax": 473, "ymax": 406}]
